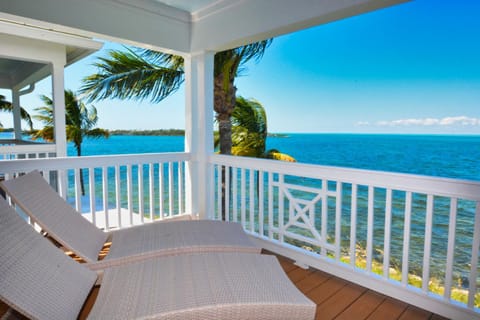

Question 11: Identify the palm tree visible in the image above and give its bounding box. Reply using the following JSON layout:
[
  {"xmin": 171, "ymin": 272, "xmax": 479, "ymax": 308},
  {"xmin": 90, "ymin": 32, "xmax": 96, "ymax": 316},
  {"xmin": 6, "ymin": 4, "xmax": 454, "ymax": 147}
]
[
  {"xmin": 218, "ymin": 96, "xmax": 295, "ymax": 213},
  {"xmin": 80, "ymin": 43, "xmax": 271, "ymax": 219},
  {"xmin": 32, "ymin": 89, "xmax": 109, "ymax": 194},
  {"xmin": 0, "ymin": 95, "xmax": 34, "ymax": 131},
  {"xmin": 221, "ymin": 96, "xmax": 295, "ymax": 161},
  {"xmin": 80, "ymin": 41, "xmax": 272, "ymax": 155}
]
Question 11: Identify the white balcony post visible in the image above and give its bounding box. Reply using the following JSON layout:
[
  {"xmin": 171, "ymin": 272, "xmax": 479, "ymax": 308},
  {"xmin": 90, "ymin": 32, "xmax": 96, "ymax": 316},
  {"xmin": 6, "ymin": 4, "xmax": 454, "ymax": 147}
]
[
  {"xmin": 11, "ymin": 89, "xmax": 22, "ymax": 140},
  {"xmin": 51, "ymin": 60, "xmax": 67, "ymax": 158},
  {"xmin": 51, "ymin": 56, "xmax": 67, "ymax": 198},
  {"xmin": 184, "ymin": 51, "xmax": 214, "ymax": 219}
]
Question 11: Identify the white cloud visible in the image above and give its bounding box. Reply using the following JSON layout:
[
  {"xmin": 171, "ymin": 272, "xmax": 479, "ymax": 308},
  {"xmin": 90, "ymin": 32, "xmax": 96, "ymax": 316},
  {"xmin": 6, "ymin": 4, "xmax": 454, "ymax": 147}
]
[
  {"xmin": 438, "ymin": 116, "xmax": 480, "ymax": 126},
  {"xmin": 374, "ymin": 116, "xmax": 480, "ymax": 127}
]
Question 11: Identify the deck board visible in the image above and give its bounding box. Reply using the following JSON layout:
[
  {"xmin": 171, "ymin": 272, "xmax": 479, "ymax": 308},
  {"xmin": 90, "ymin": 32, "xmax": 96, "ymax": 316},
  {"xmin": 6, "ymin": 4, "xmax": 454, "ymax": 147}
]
[
  {"xmin": 367, "ymin": 297, "xmax": 409, "ymax": 320},
  {"xmin": 398, "ymin": 305, "xmax": 433, "ymax": 320},
  {"xmin": 295, "ymin": 270, "xmax": 332, "ymax": 293},
  {"xmin": 315, "ymin": 283, "xmax": 367, "ymax": 320},
  {"xmin": 272, "ymin": 252, "xmax": 449, "ymax": 320},
  {"xmin": 307, "ymin": 276, "xmax": 349, "ymax": 305},
  {"xmin": 334, "ymin": 290, "xmax": 386, "ymax": 320}
]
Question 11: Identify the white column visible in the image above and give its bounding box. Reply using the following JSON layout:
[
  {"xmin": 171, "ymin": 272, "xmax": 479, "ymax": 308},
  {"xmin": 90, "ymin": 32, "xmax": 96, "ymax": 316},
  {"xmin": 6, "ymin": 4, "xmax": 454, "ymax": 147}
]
[
  {"xmin": 51, "ymin": 60, "xmax": 66, "ymax": 157},
  {"xmin": 11, "ymin": 89, "xmax": 22, "ymax": 140},
  {"xmin": 184, "ymin": 52, "xmax": 214, "ymax": 219},
  {"xmin": 12, "ymin": 83, "xmax": 35, "ymax": 140},
  {"xmin": 51, "ymin": 56, "xmax": 67, "ymax": 199}
]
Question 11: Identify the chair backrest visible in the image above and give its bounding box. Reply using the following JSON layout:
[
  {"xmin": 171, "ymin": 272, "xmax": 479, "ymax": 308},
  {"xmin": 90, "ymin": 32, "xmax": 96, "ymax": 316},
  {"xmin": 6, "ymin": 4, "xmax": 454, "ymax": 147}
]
[
  {"xmin": 0, "ymin": 170, "xmax": 108, "ymax": 263},
  {"xmin": 0, "ymin": 196, "xmax": 97, "ymax": 320}
]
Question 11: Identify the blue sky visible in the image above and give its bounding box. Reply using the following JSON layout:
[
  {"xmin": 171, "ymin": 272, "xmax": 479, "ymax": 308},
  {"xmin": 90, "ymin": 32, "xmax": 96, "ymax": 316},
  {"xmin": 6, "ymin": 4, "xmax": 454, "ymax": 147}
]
[{"xmin": 2, "ymin": 0, "xmax": 480, "ymax": 134}]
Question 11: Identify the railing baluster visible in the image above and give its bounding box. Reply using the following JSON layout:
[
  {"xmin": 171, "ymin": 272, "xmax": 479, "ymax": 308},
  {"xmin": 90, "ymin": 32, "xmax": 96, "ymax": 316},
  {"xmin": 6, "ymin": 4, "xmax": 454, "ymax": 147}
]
[
  {"xmin": 224, "ymin": 165, "xmax": 230, "ymax": 222},
  {"xmin": 159, "ymin": 162, "xmax": 164, "ymax": 219},
  {"xmin": 335, "ymin": 182, "xmax": 342, "ymax": 261},
  {"xmin": 259, "ymin": 170, "xmax": 264, "ymax": 236},
  {"xmin": 216, "ymin": 165, "xmax": 222, "ymax": 221},
  {"xmin": 249, "ymin": 169, "xmax": 255, "ymax": 232},
  {"xmin": 383, "ymin": 188, "xmax": 393, "ymax": 278},
  {"xmin": 115, "ymin": 165, "xmax": 121, "ymax": 228},
  {"xmin": 232, "ymin": 167, "xmax": 238, "ymax": 222},
  {"xmin": 279, "ymin": 174, "xmax": 285, "ymax": 244},
  {"xmin": 268, "ymin": 172, "xmax": 274, "ymax": 240},
  {"xmin": 350, "ymin": 183, "xmax": 358, "ymax": 267},
  {"xmin": 102, "ymin": 166, "xmax": 109, "ymax": 229},
  {"xmin": 422, "ymin": 194, "xmax": 434, "ymax": 292},
  {"xmin": 88, "ymin": 168, "xmax": 96, "ymax": 226},
  {"xmin": 240, "ymin": 168, "xmax": 246, "ymax": 227},
  {"xmin": 138, "ymin": 164, "xmax": 144, "ymax": 224},
  {"xmin": 149, "ymin": 163, "xmax": 154, "ymax": 221},
  {"xmin": 366, "ymin": 186, "xmax": 374, "ymax": 273},
  {"xmin": 168, "ymin": 162, "xmax": 174, "ymax": 217},
  {"xmin": 126, "ymin": 164, "xmax": 133, "ymax": 226},
  {"xmin": 321, "ymin": 179, "xmax": 328, "ymax": 256},
  {"xmin": 468, "ymin": 202, "xmax": 480, "ymax": 308},
  {"xmin": 444, "ymin": 197, "xmax": 457, "ymax": 301},
  {"xmin": 178, "ymin": 161, "xmax": 184, "ymax": 215},
  {"xmin": 402, "ymin": 191, "xmax": 412, "ymax": 285},
  {"xmin": 206, "ymin": 161, "xmax": 214, "ymax": 220},
  {"xmin": 74, "ymin": 169, "xmax": 82, "ymax": 213}
]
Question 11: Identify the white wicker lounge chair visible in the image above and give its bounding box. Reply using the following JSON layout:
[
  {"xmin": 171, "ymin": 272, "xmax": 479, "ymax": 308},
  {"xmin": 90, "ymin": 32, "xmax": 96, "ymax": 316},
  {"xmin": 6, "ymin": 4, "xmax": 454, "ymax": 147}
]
[
  {"xmin": 0, "ymin": 197, "xmax": 316, "ymax": 320},
  {"xmin": 0, "ymin": 170, "xmax": 259, "ymax": 270}
]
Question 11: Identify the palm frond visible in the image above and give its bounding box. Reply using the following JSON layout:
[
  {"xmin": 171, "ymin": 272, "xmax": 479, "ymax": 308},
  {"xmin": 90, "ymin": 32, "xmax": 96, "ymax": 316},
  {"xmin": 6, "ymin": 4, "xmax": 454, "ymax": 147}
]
[
  {"xmin": 215, "ymin": 39, "xmax": 272, "ymax": 77},
  {"xmin": 84, "ymin": 128, "xmax": 110, "ymax": 139},
  {"xmin": 232, "ymin": 97, "xmax": 267, "ymax": 136},
  {"xmin": 33, "ymin": 90, "xmax": 109, "ymax": 155},
  {"xmin": 265, "ymin": 149, "xmax": 296, "ymax": 162},
  {"xmin": 80, "ymin": 49, "xmax": 184, "ymax": 103},
  {"xmin": 0, "ymin": 95, "xmax": 34, "ymax": 130}
]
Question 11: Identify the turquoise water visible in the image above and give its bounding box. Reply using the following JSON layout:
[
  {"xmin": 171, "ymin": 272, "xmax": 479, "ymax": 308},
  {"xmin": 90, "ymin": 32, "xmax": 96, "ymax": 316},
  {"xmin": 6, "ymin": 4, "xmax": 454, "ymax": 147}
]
[
  {"xmin": 73, "ymin": 133, "xmax": 480, "ymax": 180},
  {"xmin": 20, "ymin": 133, "xmax": 478, "ymax": 284},
  {"xmin": 72, "ymin": 134, "xmax": 480, "ymax": 285},
  {"xmin": 266, "ymin": 133, "xmax": 480, "ymax": 181},
  {"xmin": 3, "ymin": 133, "xmax": 477, "ymax": 285}
]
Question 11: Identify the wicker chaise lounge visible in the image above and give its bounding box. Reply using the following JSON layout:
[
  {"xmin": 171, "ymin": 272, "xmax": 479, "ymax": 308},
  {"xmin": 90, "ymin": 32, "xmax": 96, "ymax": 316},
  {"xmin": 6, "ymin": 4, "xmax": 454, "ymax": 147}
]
[
  {"xmin": 0, "ymin": 197, "xmax": 317, "ymax": 320},
  {"xmin": 0, "ymin": 170, "xmax": 259, "ymax": 270}
]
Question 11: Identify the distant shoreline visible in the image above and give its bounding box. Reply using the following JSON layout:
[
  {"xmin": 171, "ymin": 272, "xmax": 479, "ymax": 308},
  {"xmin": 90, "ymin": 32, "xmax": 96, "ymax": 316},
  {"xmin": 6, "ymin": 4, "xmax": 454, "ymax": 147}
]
[
  {"xmin": 107, "ymin": 130, "xmax": 290, "ymax": 137},
  {"xmin": 109, "ymin": 129, "xmax": 185, "ymax": 136},
  {"xmin": 2, "ymin": 128, "xmax": 479, "ymax": 137}
]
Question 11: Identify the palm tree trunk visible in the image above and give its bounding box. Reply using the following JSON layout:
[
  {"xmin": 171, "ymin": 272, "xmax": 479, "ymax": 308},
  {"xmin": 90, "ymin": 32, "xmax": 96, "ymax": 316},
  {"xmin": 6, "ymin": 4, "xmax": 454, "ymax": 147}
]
[
  {"xmin": 214, "ymin": 73, "xmax": 237, "ymax": 220},
  {"xmin": 75, "ymin": 143, "xmax": 86, "ymax": 196},
  {"xmin": 218, "ymin": 118, "xmax": 232, "ymax": 155}
]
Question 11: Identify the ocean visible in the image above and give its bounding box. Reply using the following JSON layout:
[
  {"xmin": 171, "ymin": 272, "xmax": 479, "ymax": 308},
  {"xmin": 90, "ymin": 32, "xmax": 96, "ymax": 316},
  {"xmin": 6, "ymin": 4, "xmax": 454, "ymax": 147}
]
[
  {"xmin": 9, "ymin": 133, "xmax": 479, "ymax": 285},
  {"xmin": 75, "ymin": 133, "xmax": 480, "ymax": 181},
  {"xmin": 73, "ymin": 133, "xmax": 480, "ymax": 284}
]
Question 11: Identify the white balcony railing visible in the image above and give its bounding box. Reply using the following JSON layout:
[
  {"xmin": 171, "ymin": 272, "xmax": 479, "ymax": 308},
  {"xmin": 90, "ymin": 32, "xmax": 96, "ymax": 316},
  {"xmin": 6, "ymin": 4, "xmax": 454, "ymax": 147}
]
[
  {"xmin": 0, "ymin": 139, "xmax": 56, "ymax": 160},
  {"xmin": 0, "ymin": 152, "xmax": 190, "ymax": 229},
  {"xmin": 1, "ymin": 152, "xmax": 479, "ymax": 319},
  {"xmin": 210, "ymin": 154, "xmax": 480, "ymax": 320}
]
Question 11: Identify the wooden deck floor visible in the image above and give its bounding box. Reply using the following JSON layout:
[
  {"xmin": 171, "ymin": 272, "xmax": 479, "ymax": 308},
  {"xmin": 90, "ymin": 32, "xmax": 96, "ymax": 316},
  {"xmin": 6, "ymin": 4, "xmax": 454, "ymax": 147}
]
[
  {"xmin": 0, "ymin": 251, "xmax": 450, "ymax": 320},
  {"xmin": 270, "ymin": 252, "xmax": 449, "ymax": 320}
]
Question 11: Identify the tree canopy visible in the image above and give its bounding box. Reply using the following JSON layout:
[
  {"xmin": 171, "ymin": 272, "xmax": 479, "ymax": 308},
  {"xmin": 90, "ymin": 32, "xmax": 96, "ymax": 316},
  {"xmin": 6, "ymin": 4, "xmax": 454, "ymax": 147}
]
[{"xmin": 80, "ymin": 41, "xmax": 272, "ymax": 155}]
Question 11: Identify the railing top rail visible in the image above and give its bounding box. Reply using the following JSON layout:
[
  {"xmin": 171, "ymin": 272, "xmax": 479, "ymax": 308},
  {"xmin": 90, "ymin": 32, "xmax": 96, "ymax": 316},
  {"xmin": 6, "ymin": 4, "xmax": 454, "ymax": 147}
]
[
  {"xmin": 0, "ymin": 142, "xmax": 56, "ymax": 153},
  {"xmin": 0, "ymin": 152, "xmax": 191, "ymax": 172},
  {"xmin": 209, "ymin": 154, "xmax": 480, "ymax": 200}
]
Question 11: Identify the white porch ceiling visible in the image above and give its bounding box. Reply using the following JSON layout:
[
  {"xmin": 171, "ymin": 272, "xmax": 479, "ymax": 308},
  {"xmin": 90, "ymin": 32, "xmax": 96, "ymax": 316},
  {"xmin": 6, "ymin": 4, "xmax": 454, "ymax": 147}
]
[
  {"xmin": 0, "ymin": 20, "xmax": 103, "ymax": 89},
  {"xmin": 155, "ymin": 0, "xmax": 220, "ymax": 13},
  {"xmin": 0, "ymin": 0, "xmax": 409, "ymax": 55}
]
